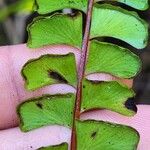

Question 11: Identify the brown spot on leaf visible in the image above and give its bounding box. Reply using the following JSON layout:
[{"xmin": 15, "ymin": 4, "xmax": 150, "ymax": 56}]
[
  {"xmin": 91, "ymin": 131, "xmax": 97, "ymax": 139},
  {"xmin": 48, "ymin": 70, "xmax": 68, "ymax": 83},
  {"xmin": 36, "ymin": 102, "xmax": 43, "ymax": 109}
]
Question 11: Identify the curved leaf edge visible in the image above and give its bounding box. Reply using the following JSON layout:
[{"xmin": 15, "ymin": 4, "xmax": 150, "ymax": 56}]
[
  {"xmin": 91, "ymin": 4, "xmax": 149, "ymax": 49},
  {"xmin": 17, "ymin": 93, "xmax": 74, "ymax": 132},
  {"xmin": 27, "ymin": 12, "xmax": 82, "ymax": 48},
  {"xmin": 81, "ymin": 79, "xmax": 137, "ymax": 117},
  {"xmin": 76, "ymin": 119, "xmax": 140, "ymax": 149},
  {"xmin": 86, "ymin": 40, "xmax": 142, "ymax": 79},
  {"xmin": 21, "ymin": 53, "xmax": 76, "ymax": 91},
  {"xmin": 38, "ymin": 142, "xmax": 68, "ymax": 150}
]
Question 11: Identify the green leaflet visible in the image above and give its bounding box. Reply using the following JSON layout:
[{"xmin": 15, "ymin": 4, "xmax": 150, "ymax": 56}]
[
  {"xmin": 86, "ymin": 40, "xmax": 141, "ymax": 78},
  {"xmin": 82, "ymin": 80, "xmax": 136, "ymax": 116},
  {"xmin": 22, "ymin": 53, "xmax": 77, "ymax": 90},
  {"xmin": 34, "ymin": 0, "xmax": 148, "ymax": 14},
  {"xmin": 38, "ymin": 143, "xmax": 68, "ymax": 150},
  {"xmin": 27, "ymin": 12, "xmax": 82, "ymax": 48},
  {"xmin": 18, "ymin": 94, "xmax": 75, "ymax": 132},
  {"xmin": 91, "ymin": 4, "xmax": 148, "ymax": 49},
  {"xmin": 76, "ymin": 120, "xmax": 139, "ymax": 150}
]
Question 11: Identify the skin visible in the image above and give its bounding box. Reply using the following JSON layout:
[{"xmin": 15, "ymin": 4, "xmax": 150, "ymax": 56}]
[{"xmin": 0, "ymin": 44, "xmax": 149, "ymax": 150}]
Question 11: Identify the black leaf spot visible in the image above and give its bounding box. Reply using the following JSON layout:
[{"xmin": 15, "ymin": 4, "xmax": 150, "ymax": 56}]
[
  {"xmin": 125, "ymin": 98, "xmax": 137, "ymax": 112},
  {"xmin": 36, "ymin": 102, "xmax": 43, "ymax": 109},
  {"xmin": 91, "ymin": 131, "xmax": 97, "ymax": 139},
  {"xmin": 48, "ymin": 70, "xmax": 68, "ymax": 83}
]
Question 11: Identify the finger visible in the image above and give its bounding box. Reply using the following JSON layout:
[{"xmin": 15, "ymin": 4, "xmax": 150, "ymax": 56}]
[
  {"xmin": 86, "ymin": 73, "xmax": 133, "ymax": 88},
  {"xmin": 0, "ymin": 44, "xmax": 79, "ymax": 129},
  {"xmin": 0, "ymin": 44, "xmax": 132, "ymax": 129},
  {"xmin": 0, "ymin": 105, "xmax": 149, "ymax": 150},
  {"xmin": 0, "ymin": 126, "xmax": 70, "ymax": 150}
]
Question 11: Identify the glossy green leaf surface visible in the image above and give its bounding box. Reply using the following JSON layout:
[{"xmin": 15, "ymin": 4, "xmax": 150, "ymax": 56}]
[
  {"xmin": 76, "ymin": 120, "xmax": 139, "ymax": 150},
  {"xmin": 18, "ymin": 94, "xmax": 75, "ymax": 132},
  {"xmin": 34, "ymin": 0, "xmax": 148, "ymax": 15},
  {"xmin": 91, "ymin": 4, "xmax": 148, "ymax": 49},
  {"xmin": 86, "ymin": 40, "xmax": 141, "ymax": 78},
  {"xmin": 38, "ymin": 143, "xmax": 68, "ymax": 150},
  {"xmin": 22, "ymin": 53, "xmax": 77, "ymax": 90},
  {"xmin": 27, "ymin": 13, "xmax": 82, "ymax": 48},
  {"xmin": 82, "ymin": 80, "xmax": 136, "ymax": 116}
]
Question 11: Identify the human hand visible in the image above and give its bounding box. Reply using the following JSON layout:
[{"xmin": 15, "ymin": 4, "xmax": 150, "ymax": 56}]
[{"xmin": 0, "ymin": 44, "xmax": 149, "ymax": 150}]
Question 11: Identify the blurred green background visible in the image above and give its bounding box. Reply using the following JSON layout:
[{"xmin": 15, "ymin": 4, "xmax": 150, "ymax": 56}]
[{"xmin": 0, "ymin": 0, "xmax": 150, "ymax": 104}]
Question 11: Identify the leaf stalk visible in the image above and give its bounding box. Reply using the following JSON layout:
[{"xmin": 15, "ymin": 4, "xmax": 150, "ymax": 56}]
[{"xmin": 70, "ymin": 0, "xmax": 94, "ymax": 149}]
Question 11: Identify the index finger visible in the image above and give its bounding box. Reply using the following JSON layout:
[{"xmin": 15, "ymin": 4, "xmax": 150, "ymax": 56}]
[
  {"xmin": 0, "ymin": 44, "xmax": 133, "ymax": 129},
  {"xmin": 0, "ymin": 105, "xmax": 149, "ymax": 150}
]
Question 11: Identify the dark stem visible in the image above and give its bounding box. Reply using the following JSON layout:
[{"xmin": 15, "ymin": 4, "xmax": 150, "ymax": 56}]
[{"xmin": 70, "ymin": 0, "xmax": 94, "ymax": 149}]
